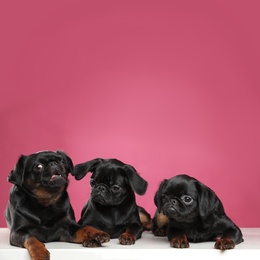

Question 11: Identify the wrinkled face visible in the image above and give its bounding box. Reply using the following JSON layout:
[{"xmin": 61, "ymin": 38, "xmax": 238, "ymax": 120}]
[
  {"xmin": 90, "ymin": 166, "xmax": 130, "ymax": 206},
  {"xmin": 24, "ymin": 152, "xmax": 70, "ymax": 192},
  {"xmin": 160, "ymin": 176, "xmax": 199, "ymax": 223}
]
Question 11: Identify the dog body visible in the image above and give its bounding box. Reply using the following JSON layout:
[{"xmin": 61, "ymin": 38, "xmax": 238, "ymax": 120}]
[
  {"xmin": 5, "ymin": 151, "xmax": 109, "ymax": 260},
  {"xmin": 152, "ymin": 174, "xmax": 243, "ymax": 250},
  {"xmin": 74, "ymin": 158, "xmax": 150, "ymax": 245}
]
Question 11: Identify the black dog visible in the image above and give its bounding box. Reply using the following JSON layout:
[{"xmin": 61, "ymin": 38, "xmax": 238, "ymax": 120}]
[
  {"xmin": 5, "ymin": 151, "xmax": 110, "ymax": 260},
  {"xmin": 74, "ymin": 158, "xmax": 151, "ymax": 245},
  {"xmin": 152, "ymin": 174, "xmax": 243, "ymax": 250}
]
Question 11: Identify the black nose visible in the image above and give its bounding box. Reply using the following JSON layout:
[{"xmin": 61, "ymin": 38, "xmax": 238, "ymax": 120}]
[
  {"xmin": 171, "ymin": 199, "xmax": 177, "ymax": 205},
  {"xmin": 49, "ymin": 161, "xmax": 58, "ymax": 167},
  {"xmin": 97, "ymin": 185, "xmax": 106, "ymax": 193}
]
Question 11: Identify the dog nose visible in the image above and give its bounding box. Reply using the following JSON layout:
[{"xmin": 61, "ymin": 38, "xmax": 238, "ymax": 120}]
[
  {"xmin": 171, "ymin": 199, "xmax": 177, "ymax": 205},
  {"xmin": 49, "ymin": 161, "xmax": 58, "ymax": 167},
  {"xmin": 97, "ymin": 186, "xmax": 106, "ymax": 193}
]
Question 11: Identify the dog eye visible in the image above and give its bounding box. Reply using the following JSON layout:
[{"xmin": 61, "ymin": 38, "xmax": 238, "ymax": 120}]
[
  {"xmin": 61, "ymin": 160, "xmax": 66, "ymax": 166},
  {"xmin": 181, "ymin": 195, "xmax": 193, "ymax": 204},
  {"xmin": 34, "ymin": 164, "xmax": 43, "ymax": 172},
  {"xmin": 90, "ymin": 180, "xmax": 96, "ymax": 187},
  {"xmin": 111, "ymin": 185, "xmax": 120, "ymax": 192},
  {"xmin": 161, "ymin": 195, "xmax": 167, "ymax": 203}
]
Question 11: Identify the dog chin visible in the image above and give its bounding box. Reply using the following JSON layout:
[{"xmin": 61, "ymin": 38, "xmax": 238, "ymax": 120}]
[
  {"xmin": 93, "ymin": 195, "xmax": 108, "ymax": 205},
  {"xmin": 164, "ymin": 206, "xmax": 179, "ymax": 218}
]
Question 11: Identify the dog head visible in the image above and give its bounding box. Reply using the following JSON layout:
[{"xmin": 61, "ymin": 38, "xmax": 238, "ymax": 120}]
[
  {"xmin": 74, "ymin": 158, "xmax": 148, "ymax": 206},
  {"xmin": 8, "ymin": 150, "xmax": 74, "ymax": 195},
  {"xmin": 154, "ymin": 174, "xmax": 221, "ymax": 223}
]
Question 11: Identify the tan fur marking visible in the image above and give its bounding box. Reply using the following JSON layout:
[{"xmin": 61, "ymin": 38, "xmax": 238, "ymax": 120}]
[
  {"xmin": 156, "ymin": 212, "xmax": 169, "ymax": 228},
  {"xmin": 31, "ymin": 186, "xmax": 65, "ymax": 207},
  {"xmin": 24, "ymin": 236, "xmax": 50, "ymax": 260},
  {"xmin": 139, "ymin": 212, "xmax": 152, "ymax": 230}
]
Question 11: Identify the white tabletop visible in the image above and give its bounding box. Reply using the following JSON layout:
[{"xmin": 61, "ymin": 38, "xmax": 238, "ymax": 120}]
[{"xmin": 0, "ymin": 228, "xmax": 259, "ymax": 260}]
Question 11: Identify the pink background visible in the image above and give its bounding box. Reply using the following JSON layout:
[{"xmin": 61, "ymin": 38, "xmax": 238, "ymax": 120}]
[{"xmin": 1, "ymin": 0, "xmax": 260, "ymax": 227}]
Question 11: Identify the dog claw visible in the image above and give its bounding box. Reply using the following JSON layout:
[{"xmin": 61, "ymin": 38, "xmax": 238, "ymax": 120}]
[
  {"xmin": 82, "ymin": 231, "xmax": 110, "ymax": 247},
  {"xmin": 170, "ymin": 236, "xmax": 189, "ymax": 248},
  {"xmin": 82, "ymin": 238, "xmax": 102, "ymax": 248},
  {"xmin": 119, "ymin": 233, "xmax": 136, "ymax": 245},
  {"xmin": 92, "ymin": 232, "xmax": 110, "ymax": 244},
  {"xmin": 214, "ymin": 238, "xmax": 235, "ymax": 250}
]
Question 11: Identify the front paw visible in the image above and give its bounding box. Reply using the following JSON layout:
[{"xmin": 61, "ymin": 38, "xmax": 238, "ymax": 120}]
[
  {"xmin": 82, "ymin": 229, "xmax": 110, "ymax": 247},
  {"xmin": 72, "ymin": 226, "xmax": 110, "ymax": 247},
  {"xmin": 170, "ymin": 235, "xmax": 189, "ymax": 248},
  {"xmin": 214, "ymin": 238, "xmax": 235, "ymax": 250},
  {"xmin": 119, "ymin": 232, "xmax": 136, "ymax": 245}
]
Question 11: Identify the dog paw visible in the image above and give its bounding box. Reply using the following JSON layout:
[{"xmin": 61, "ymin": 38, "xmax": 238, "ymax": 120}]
[
  {"xmin": 82, "ymin": 238, "xmax": 102, "ymax": 247},
  {"xmin": 214, "ymin": 238, "xmax": 235, "ymax": 250},
  {"xmin": 91, "ymin": 231, "xmax": 110, "ymax": 244},
  {"xmin": 119, "ymin": 233, "xmax": 136, "ymax": 245},
  {"xmin": 72, "ymin": 226, "xmax": 110, "ymax": 246},
  {"xmin": 29, "ymin": 250, "xmax": 50, "ymax": 260},
  {"xmin": 82, "ymin": 230, "xmax": 110, "ymax": 247},
  {"xmin": 170, "ymin": 235, "xmax": 189, "ymax": 248},
  {"xmin": 153, "ymin": 228, "xmax": 167, "ymax": 237}
]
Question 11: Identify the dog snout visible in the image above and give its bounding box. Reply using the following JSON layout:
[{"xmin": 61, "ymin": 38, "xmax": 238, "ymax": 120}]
[
  {"xmin": 170, "ymin": 199, "xmax": 178, "ymax": 205},
  {"xmin": 49, "ymin": 161, "xmax": 58, "ymax": 167},
  {"xmin": 97, "ymin": 185, "xmax": 106, "ymax": 193}
]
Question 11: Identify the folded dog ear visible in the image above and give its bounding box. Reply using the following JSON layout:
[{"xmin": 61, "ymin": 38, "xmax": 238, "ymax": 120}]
[
  {"xmin": 124, "ymin": 165, "xmax": 148, "ymax": 195},
  {"xmin": 8, "ymin": 155, "xmax": 27, "ymax": 186},
  {"xmin": 154, "ymin": 179, "xmax": 168, "ymax": 213},
  {"xmin": 196, "ymin": 182, "xmax": 221, "ymax": 222},
  {"xmin": 74, "ymin": 158, "xmax": 103, "ymax": 180},
  {"xmin": 56, "ymin": 150, "xmax": 74, "ymax": 176}
]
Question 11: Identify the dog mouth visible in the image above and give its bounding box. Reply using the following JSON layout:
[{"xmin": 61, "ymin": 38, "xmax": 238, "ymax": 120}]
[
  {"xmin": 50, "ymin": 172, "xmax": 62, "ymax": 181},
  {"xmin": 93, "ymin": 195, "xmax": 107, "ymax": 205},
  {"xmin": 164, "ymin": 205, "xmax": 180, "ymax": 217},
  {"xmin": 166, "ymin": 207, "xmax": 177, "ymax": 214}
]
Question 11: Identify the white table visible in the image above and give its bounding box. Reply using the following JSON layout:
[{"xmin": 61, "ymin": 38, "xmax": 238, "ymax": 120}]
[{"xmin": 0, "ymin": 228, "xmax": 259, "ymax": 259}]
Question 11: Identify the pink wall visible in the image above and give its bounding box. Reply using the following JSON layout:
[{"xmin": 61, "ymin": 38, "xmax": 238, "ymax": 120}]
[{"xmin": 1, "ymin": 0, "xmax": 260, "ymax": 227}]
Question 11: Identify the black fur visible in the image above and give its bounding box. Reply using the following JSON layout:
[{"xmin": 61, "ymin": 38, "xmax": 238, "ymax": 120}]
[
  {"xmin": 152, "ymin": 174, "xmax": 243, "ymax": 250},
  {"xmin": 74, "ymin": 158, "xmax": 150, "ymax": 245},
  {"xmin": 5, "ymin": 151, "xmax": 109, "ymax": 260}
]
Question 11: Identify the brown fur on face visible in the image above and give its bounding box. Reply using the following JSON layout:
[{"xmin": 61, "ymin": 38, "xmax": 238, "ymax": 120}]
[{"xmin": 24, "ymin": 177, "xmax": 66, "ymax": 207}]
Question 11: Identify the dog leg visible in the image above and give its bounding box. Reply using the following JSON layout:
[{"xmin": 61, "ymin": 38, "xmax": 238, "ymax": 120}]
[
  {"xmin": 24, "ymin": 237, "xmax": 50, "ymax": 260},
  {"xmin": 71, "ymin": 225, "xmax": 110, "ymax": 247}
]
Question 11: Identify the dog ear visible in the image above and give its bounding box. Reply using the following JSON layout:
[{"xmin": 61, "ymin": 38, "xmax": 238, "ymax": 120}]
[
  {"xmin": 154, "ymin": 179, "xmax": 168, "ymax": 213},
  {"xmin": 124, "ymin": 165, "xmax": 148, "ymax": 195},
  {"xmin": 196, "ymin": 182, "xmax": 221, "ymax": 221},
  {"xmin": 8, "ymin": 155, "xmax": 27, "ymax": 185},
  {"xmin": 74, "ymin": 158, "xmax": 103, "ymax": 180},
  {"xmin": 56, "ymin": 150, "xmax": 74, "ymax": 176}
]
